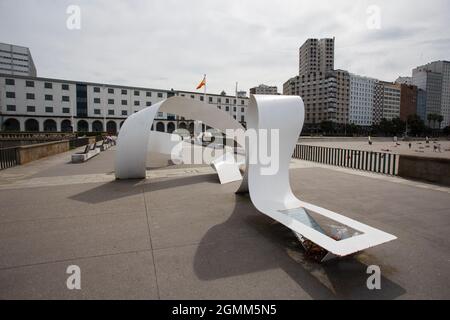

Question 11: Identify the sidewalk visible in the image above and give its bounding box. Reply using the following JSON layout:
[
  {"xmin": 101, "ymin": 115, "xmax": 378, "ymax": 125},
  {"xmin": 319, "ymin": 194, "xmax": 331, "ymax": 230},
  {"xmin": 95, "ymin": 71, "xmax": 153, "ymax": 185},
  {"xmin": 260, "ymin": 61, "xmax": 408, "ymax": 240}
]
[{"xmin": 0, "ymin": 147, "xmax": 449, "ymax": 299}]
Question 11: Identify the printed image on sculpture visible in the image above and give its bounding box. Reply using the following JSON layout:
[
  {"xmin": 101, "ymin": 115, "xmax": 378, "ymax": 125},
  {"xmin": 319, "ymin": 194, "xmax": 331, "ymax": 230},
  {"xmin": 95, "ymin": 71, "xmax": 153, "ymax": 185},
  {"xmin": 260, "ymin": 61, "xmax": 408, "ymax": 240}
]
[{"xmin": 115, "ymin": 95, "xmax": 396, "ymax": 262}]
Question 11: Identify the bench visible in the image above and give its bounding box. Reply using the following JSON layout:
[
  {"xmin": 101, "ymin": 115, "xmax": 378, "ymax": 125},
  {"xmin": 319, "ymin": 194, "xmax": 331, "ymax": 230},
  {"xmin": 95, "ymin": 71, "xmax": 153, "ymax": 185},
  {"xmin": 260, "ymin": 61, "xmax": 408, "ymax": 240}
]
[{"xmin": 71, "ymin": 143, "xmax": 100, "ymax": 163}]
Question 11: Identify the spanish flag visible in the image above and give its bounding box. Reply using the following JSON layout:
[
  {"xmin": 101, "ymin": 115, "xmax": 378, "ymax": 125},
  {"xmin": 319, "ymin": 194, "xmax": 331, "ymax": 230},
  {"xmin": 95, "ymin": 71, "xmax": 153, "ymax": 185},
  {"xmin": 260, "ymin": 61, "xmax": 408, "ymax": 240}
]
[{"xmin": 196, "ymin": 75, "xmax": 206, "ymax": 90}]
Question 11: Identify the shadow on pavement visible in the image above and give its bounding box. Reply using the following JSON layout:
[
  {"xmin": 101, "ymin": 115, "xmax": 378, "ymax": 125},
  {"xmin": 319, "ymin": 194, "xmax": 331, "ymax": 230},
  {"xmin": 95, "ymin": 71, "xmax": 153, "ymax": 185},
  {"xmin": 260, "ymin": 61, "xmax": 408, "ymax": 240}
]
[
  {"xmin": 69, "ymin": 174, "xmax": 218, "ymax": 204},
  {"xmin": 193, "ymin": 195, "xmax": 406, "ymax": 300}
]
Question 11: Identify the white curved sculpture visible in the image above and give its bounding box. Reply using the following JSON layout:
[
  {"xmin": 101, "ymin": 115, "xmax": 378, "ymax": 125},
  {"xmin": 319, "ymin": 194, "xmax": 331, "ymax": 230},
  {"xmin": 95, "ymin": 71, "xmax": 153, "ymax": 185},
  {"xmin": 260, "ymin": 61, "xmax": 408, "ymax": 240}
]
[
  {"xmin": 115, "ymin": 94, "xmax": 396, "ymax": 261},
  {"xmin": 240, "ymin": 95, "xmax": 397, "ymax": 260},
  {"xmin": 115, "ymin": 96, "xmax": 244, "ymax": 179}
]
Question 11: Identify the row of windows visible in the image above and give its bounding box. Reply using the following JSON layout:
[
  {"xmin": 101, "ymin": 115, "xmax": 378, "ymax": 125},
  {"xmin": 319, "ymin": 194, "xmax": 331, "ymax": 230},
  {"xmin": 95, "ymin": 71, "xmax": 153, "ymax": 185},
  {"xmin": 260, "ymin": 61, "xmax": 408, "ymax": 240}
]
[
  {"xmin": 93, "ymin": 86, "xmax": 163, "ymax": 98},
  {"xmin": 180, "ymin": 94, "xmax": 245, "ymax": 105},
  {"xmin": 93, "ymin": 109, "xmax": 132, "ymax": 116},
  {"xmin": 6, "ymin": 105, "xmax": 70, "ymax": 114},
  {"xmin": 96, "ymin": 98, "xmax": 152, "ymax": 107},
  {"xmin": 5, "ymin": 91, "xmax": 69, "ymax": 101},
  {"xmin": 5, "ymin": 78, "xmax": 70, "ymax": 90}
]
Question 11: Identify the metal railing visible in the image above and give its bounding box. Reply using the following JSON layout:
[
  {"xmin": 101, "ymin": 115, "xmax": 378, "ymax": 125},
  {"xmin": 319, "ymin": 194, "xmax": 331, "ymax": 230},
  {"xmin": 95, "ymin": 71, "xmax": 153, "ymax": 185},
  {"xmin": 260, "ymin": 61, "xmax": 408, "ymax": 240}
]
[
  {"xmin": 69, "ymin": 137, "xmax": 90, "ymax": 149},
  {"xmin": 293, "ymin": 144, "xmax": 398, "ymax": 176},
  {"xmin": 0, "ymin": 147, "xmax": 19, "ymax": 170}
]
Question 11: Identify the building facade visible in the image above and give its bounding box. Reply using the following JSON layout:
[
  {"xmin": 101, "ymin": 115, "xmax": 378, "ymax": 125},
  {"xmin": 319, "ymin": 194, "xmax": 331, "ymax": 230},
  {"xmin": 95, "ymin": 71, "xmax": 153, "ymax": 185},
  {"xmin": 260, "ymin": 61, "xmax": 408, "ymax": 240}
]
[
  {"xmin": 0, "ymin": 73, "xmax": 248, "ymax": 133},
  {"xmin": 349, "ymin": 74, "xmax": 376, "ymax": 126},
  {"xmin": 412, "ymin": 61, "xmax": 450, "ymax": 128},
  {"xmin": 284, "ymin": 38, "xmax": 349, "ymax": 128},
  {"xmin": 298, "ymin": 38, "xmax": 334, "ymax": 75},
  {"xmin": 373, "ymin": 81, "xmax": 401, "ymax": 124},
  {"xmin": 249, "ymin": 84, "xmax": 278, "ymax": 95},
  {"xmin": 399, "ymin": 84, "xmax": 418, "ymax": 122},
  {"xmin": 0, "ymin": 43, "xmax": 37, "ymax": 77}
]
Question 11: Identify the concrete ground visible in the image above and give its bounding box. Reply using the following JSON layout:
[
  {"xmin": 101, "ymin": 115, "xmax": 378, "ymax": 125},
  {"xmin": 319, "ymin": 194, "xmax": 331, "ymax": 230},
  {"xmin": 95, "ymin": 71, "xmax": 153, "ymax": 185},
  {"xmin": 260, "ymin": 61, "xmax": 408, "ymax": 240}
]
[
  {"xmin": 300, "ymin": 139, "xmax": 450, "ymax": 159},
  {"xmin": 0, "ymin": 146, "xmax": 449, "ymax": 299}
]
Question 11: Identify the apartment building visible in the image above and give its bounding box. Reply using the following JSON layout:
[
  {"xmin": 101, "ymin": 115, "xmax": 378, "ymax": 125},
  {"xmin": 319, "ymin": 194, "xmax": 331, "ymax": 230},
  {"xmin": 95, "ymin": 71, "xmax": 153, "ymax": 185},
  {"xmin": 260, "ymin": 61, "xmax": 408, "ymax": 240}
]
[
  {"xmin": 399, "ymin": 84, "xmax": 418, "ymax": 122},
  {"xmin": 349, "ymin": 74, "xmax": 376, "ymax": 126},
  {"xmin": 249, "ymin": 84, "xmax": 278, "ymax": 95},
  {"xmin": 412, "ymin": 61, "xmax": 450, "ymax": 127},
  {"xmin": 373, "ymin": 81, "xmax": 401, "ymax": 123},
  {"xmin": 0, "ymin": 73, "xmax": 248, "ymax": 133},
  {"xmin": 0, "ymin": 43, "xmax": 37, "ymax": 77}
]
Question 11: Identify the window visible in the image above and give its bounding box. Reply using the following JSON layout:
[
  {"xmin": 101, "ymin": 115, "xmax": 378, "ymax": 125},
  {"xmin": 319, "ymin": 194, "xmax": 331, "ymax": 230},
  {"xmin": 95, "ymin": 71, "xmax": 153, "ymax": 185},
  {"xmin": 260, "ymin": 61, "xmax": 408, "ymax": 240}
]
[
  {"xmin": 190, "ymin": 95, "xmax": 195, "ymax": 99},
  {"xmin": 108, "ymin": 99, "xmax": 114, "ymax": 105},
  {"xmin": 241, "ymin": 108, "xmax": 244, "ymax": 112},
  {"xmin": 121, "ymin": 100, "xmax": 127, "ymax": 105},
  {"xmin": 134, "ymin": 90, "xmax": 140, "ymax": 96},
  {"xmin": 218, "ymin": 98, "xmax": 222, "ymax": 103},
  {"xmin": 94, "ymin": 87, "xmax": 100, "ymax": 93},
  {"xmin": 45, "ymin": 94, "xmax": 53, "ymax": 101},
  {"xmin": 94, "ymin": 98, "xmax": 101, "ymax": 104},
  {"xmin": 241, "ymin": 116, "xmax": 245, "ymax": 122},
  {"xmin": 226, "ymin": 98, "xmax": 229, "ymax": 104},
  {"xmin": 157, "ymin": 93, "xmax": 163, "ymax": 98},
  {"xmin": 108, "ymin": 109, "xmax": 115, "ymax": 115},
  {"xmin": 134, "ymin": 101, "xmax": 140, "ymax": 106},
  {"xmin": 5, "ymin": 79, "xmax": 15, "ymax": 85},
  {"xmin": 45, "ymin": 82, "xmax": 52, "ymax": 89},
  {"xmin": 62, "ymin": 96, "xmax": 70, "ymax": 102},
  {"xmin": 62, "ymin": 84, "xmax": 69, "ymax": 90},
  {"xmin": 6, "ymin": 105, "xmax": 16, "ymax": 111},
  {"xmin": 122, "ymin": 110, "xmax": 128, "ymax": 116},
  {"xmin": 45, "ymin": 107, "xmax": 54, "ymax": 113},
  {"xmin": 226, "ymin": 106, "xmax": 229, "ymax": 111},
  {"xmin": 121, "ymin": 89, "xmax": 127, "ymax": 95},
  {"xmin": 233, "ymin": 107, "xmax": 236, "ymax": 112},
  {"xmin": 94, "ymin": 109, "xmax": 101, "ymax": 115},
  {"xmin": 146, "ymin": 101, "xmax": 152, "ymax": 106},
  {"xmin": 108, "ymin": 88, "xmax": 114, "ymax": 94},
  {"xmin": 6, "ymin": 92, "xmax": 15, "ymax": 98},
  {"xmin": 200, "ymin": 96, "xmax": 204, "ymax": 101},
  {"xmin": 241, "ymin": 100, "xmax": 245, "ymax": 105},
  {"xmin": 26, "ymin": 80, "xmax": 34, "ymax": 87},
  {"xmin": 26, "ymin": 93, "xmax": 35, "ymax": 100},
  {"xmin": 62, "ymin": 107, "xmax": 70, "ymax": 114},
  {"xmin": 27, "ymin": 106, "xmax": 35, "ymax": 112},
  {"xmin": 209, "ymin": 97, "xmax": 213, "ymax": 102},
  {"xmin": 146, "ymin": 91, "xmax": 152, "ymax": 97}
]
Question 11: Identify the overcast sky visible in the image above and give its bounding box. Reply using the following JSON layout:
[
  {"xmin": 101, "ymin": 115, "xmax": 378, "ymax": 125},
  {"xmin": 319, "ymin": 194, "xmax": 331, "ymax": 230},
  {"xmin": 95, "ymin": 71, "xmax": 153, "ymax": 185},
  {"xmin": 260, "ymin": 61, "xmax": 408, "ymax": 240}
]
[{"xmin": 1, "ymin": 0, "xmax": 449, "ymax": 94}]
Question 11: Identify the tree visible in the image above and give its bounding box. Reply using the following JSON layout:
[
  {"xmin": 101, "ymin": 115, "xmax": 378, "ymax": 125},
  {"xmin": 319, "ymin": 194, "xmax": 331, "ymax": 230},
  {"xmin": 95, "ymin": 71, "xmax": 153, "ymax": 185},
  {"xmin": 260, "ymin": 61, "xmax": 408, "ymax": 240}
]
[
  {"xmin": 320, "ymin": 121, "xmax": 334, "ymax": 136},
  {"xmin": 391, "ymin": 117, "xmax": 405, "ymax": 136},
  {"xmin": 407, "ymin": 114, "xmax": 426, "ymax": 136},
  {"xmin": 437, "ymin": 115, "xmax": 444, "ymax": 129}
]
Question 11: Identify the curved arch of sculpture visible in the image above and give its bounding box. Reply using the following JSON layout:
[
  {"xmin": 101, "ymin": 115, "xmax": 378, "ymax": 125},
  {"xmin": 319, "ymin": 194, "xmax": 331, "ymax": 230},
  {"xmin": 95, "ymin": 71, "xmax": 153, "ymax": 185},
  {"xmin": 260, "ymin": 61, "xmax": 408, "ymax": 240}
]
[
  {"xmin": 239, "ymin": 95, "xmax": 397, "ymax": 259},
  {"xmin": 115, "ymin": 96, "xmax": 244, "ymax": 179}
]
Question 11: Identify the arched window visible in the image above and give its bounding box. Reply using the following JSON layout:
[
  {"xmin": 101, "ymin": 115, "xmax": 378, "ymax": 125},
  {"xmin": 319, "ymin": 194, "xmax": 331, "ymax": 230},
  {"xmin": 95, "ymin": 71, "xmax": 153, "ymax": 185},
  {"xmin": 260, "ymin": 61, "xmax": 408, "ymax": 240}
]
[
  {"xmin": 43, "ymin": 119, "xmax": 57, "ymax": 132},
  {"xmin": 77, "ymin": 120, "xmax": 89, "ymax": 132},
  {"xmin": 156, "ymin": 122, "xmax": 165, "ymax": 132},
  {"xmin": 106, "ymin": 121, "xmax": 117, "ymax": 134},
  {"xmin": 3, "ymin": 118, "xmax": 20, "ymax": 131},
  {"xmin": 167, "ymin": 122, "xmax": 175, "ymax": 134},
  {"xmin": 92, "ymin": 120, "xmax": 103, "ymax": 132},
  {"xmin": 25, "ymin": 119, "xmax": 39, "ymax": 132},
  {"xmin": 61, "ymin": 120, "xmax": 72, "ymax": 132}
]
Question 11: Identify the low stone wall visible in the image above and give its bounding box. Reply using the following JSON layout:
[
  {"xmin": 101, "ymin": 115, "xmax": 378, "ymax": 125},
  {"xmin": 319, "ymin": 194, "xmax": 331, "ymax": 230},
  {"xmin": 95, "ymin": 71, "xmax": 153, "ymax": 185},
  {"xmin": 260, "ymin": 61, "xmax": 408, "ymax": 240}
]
[
  {"xmin": 17, "ymin": 140, "xmax": 70, "ymax": 165},
  {"xmin": 398, "ymin": 155, "xmax": 450, "ymax": 186}
]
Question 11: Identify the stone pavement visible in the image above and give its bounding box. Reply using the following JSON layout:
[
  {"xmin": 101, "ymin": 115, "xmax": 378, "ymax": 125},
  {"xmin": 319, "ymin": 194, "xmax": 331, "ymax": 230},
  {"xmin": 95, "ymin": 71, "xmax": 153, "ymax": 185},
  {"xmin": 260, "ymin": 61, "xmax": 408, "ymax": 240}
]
[{"xmin": 0, "ymin": 146, "xmax": 449, "ymax": 299}]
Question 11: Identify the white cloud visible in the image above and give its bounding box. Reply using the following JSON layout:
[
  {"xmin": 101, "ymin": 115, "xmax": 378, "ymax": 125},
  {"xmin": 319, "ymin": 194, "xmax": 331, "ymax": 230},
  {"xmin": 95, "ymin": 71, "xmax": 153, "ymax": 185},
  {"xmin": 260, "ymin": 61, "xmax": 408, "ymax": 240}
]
[{"xmin": 0, "ymin": 0, "xmax": 448, "ymax": 93}]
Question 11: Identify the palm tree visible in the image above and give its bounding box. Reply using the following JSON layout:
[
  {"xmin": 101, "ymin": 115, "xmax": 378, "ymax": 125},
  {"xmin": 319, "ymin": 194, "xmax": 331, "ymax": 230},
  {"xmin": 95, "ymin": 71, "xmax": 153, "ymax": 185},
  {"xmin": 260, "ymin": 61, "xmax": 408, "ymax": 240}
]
[
  {"xmin": 427, "ymin": 113, "xmax": 435, "ymax": 128},
  {"xmin": 437, "ymin": 115, "xmax": 444, "ymax": 129}
]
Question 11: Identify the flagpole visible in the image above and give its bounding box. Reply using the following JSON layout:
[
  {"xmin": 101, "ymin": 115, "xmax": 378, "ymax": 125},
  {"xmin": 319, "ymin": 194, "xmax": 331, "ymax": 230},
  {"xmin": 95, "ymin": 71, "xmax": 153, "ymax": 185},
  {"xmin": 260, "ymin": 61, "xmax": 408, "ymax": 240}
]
[{"xmin": 203, "ymin": 74, "xmax": 206, "ymax": 103}]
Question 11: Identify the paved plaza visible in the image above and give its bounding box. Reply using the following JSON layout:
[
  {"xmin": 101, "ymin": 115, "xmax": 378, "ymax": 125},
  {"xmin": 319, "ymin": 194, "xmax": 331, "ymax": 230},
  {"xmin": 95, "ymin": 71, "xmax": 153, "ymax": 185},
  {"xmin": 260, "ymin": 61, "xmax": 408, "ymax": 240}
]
[{"xmin": 0, "ymin": 146, "xmax": 449, "ymax": 299}]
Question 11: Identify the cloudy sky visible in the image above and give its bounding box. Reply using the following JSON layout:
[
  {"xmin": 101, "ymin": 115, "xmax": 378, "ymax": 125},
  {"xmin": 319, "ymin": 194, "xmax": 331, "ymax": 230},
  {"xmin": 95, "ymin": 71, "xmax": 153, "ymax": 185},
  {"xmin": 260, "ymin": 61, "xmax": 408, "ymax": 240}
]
[{"xmin": 0, "ymin": 0, "xmax": 449, "ymax": 94}]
